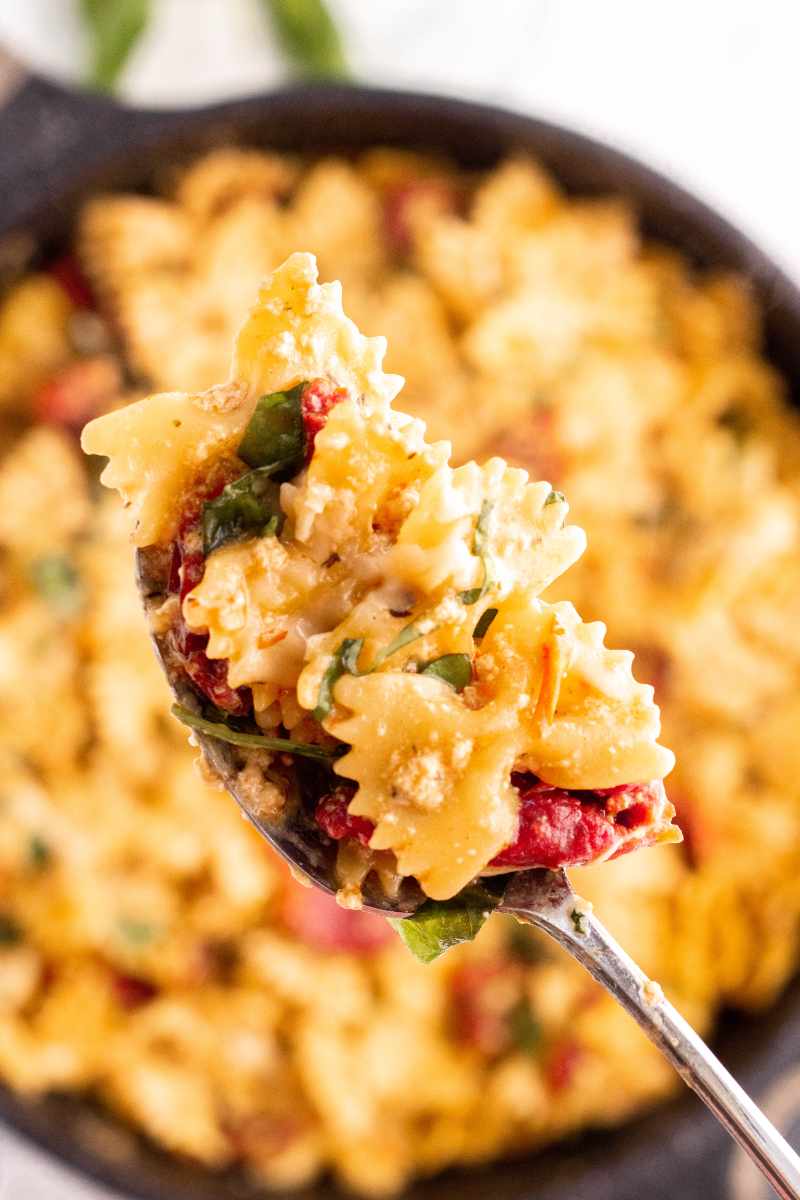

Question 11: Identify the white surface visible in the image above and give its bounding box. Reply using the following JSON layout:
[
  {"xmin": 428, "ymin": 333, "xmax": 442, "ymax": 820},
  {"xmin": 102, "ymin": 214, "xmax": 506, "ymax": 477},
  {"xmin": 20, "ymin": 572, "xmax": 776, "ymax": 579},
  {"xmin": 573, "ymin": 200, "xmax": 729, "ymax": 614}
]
[{"xmin": 0, "ymin": 2, "xmax": 799, "ymax": 1197}]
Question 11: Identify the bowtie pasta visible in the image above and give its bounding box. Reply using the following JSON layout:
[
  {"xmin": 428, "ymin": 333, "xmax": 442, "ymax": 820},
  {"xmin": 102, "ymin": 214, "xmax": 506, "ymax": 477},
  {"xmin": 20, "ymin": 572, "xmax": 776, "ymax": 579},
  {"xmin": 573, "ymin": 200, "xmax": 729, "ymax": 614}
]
[{"xmin": 82, "ymin": 251, "xmax": 677, "ymax": 908}]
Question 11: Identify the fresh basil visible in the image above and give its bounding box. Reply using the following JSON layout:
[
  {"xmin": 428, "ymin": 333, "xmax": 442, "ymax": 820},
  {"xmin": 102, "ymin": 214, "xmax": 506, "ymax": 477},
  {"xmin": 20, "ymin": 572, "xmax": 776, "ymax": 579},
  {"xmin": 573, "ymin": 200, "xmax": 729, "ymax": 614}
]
[
  {"xmin": 260, "ymin": 0, "xmax": 349, "ymax": 80},
  {"xmin": 0, "ymin": 914, "xmax": 22, "ymax": 945},
  {"xmin": 28, "ymin": 836, "xmax": 51, "ymax": 871},
  {"xmin": 472, "ymin": 607, "xmax": 498, "ymax": 640},
  {"xmin": 570, "ymin": 908, "xmax": 590, "ymax": 936},
  {"xmin": 506, "ymin": 919, "xmax": 547, "ymax": 964},
  {"xmin": 717, "ymin": 405, "xmax": 752, "ymax": 444},
  {"xmin": 459, "ymin": 500, "xmax": 495, "ymax": 605},
  {"xmin": 29, "ymin": 554, "xmax": 83, "ymax": 618},
  {"xmin": 508, "ymin": 999, "xmax": 542, "ymax": 1055},
  {"xmin": 545, "ymin": 490, "xmax": 565, "ymax": 506},
  {"xmin": 118, "ymin": 917, "xmax": 157, "ymax": 946},
  {"xmin": 419, "ymin": 653, "xmax": 472, "ymax": 692},
  {"xmin": 81, "ymin": 0, "xmax": 151, "ymax": 91},
  {"xmin": 172, "ymin": 704, "xmax": 341, "ymax": 761},
  {"xmin": 388, "ymin": 884, "xmax": 502, "ymax": 964},
  {"xmin": 313, "ymin": 638, "xmax": 364, "ymax": 722},
  {"xmin": 238, "ymin": 386, "xmax": 306, "ymax": 475},
  {"xmin": 202, "ymin": 468, "xmax": 284, "ymax": 556},
  {"xmin": 369, "ymin": 620, "xmax": 424, "ymax": 671}
]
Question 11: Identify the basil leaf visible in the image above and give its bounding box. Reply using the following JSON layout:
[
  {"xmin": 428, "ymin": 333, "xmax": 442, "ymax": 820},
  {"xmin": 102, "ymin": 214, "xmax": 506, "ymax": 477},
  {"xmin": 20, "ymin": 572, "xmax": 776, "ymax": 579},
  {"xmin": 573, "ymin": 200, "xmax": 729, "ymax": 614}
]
[
  {"xmin": 459, "ymin": 500, "xmax": 495, "ymax": 605},
  {"xmin": 118, "ymin": 917, "xmax": 157, "ymax": 946},
  {"xmin": 506, "ymin": 919, "xmax": 547, "ymax": 964},
  {"xmin": 472, "ymin": 607, "xmax": 497, "ymax": 640},
  {"xmin": 388, "ymin": 884, "xmax": 502, "ymax": 964},
  {"xmin": 545, "ymin": 490, "xmax": 565, "ymax": 506},
  {"xmin": 717, "ymin": 405, "xmax": 752, "ymax": 444},
  {"xmin": 261, "ymin": 0, "xmax": 349, "ymax": 80},
  {"xmin": 369, "ymin": 620, "xmax": 424, "ymax": 671},
  {"xmin": 419, "ymin": 653, "xmax": 472, "ymax": 692},
  {"xmin": 0, "ymin": 914, "xmax": 22, "ymax": 945},
  {"xmin": 202, "ymin": 468, "xmax": 284, "ymax": 556},
  {"xmin": 508, "ymin": 999, "xmax": 542, "ymax": 1055},
  {"xmin": 28, "ymin": 836, "xmax": 51, "ymax": 871},
  {"xmin": 81, "ymin": 0, "xmax": 151, "ymax": 91},
  {"xmin": 172, "ymin": 705, "xmax": 341, "ymax": 761},
  {"xmin": 238, "ymin": 385, "xmax": 306, "ymax": 475},
  {"xmin": 29, "ymin": 554, "xmax": 83, "ymax": 618},
  {"xmin": 313, "ymin": 638, "xmax": 364, "ymax": 722}
]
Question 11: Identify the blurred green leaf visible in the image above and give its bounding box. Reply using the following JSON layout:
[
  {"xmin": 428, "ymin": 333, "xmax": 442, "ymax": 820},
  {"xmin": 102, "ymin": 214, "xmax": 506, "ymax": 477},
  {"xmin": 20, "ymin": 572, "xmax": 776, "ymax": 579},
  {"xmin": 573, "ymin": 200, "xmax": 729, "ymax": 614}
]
[
  {"xmin": 261, "ymin": 0, "xmax": 349, "ymax": 79},
  {"xmin": 81, "ymin": 0, "xmax": 152, "ymax": 92}
]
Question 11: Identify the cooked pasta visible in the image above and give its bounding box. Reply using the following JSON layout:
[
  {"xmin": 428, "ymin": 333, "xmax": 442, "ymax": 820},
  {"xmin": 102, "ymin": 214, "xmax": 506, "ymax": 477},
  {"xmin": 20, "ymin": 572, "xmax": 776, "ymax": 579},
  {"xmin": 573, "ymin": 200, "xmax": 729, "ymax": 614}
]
[
  {"xmin": 0, "ymin": 145, "xmax": 796, "ymax": 1195},
  {"xmin": 83, "ymin": 251, "xmax": 677, "ymax": 904}
]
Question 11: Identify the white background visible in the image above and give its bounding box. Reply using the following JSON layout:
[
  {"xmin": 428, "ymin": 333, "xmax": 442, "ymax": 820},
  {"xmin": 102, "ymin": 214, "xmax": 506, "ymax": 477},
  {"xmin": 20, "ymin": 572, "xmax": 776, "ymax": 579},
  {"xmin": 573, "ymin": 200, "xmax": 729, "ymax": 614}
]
[{"xmin": 0, "ymin": 1, "xmax": 798, "ymax": 1195}]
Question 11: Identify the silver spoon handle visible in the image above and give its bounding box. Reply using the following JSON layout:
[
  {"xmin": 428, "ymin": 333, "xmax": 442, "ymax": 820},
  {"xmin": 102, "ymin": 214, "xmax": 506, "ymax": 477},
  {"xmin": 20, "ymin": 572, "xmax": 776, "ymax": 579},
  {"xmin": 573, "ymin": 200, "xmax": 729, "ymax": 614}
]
[{"xmin": 501, "ymin": 873, "xmax": 800, "ymax": 1200}]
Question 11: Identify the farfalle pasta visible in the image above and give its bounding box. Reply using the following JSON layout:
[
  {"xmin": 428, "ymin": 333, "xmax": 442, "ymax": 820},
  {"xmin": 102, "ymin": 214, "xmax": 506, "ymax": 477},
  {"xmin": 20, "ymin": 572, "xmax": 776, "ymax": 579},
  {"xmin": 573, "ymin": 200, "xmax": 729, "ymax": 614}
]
[{"xmin": 83, "ymin": 251, "xmax": 677, "ymax": 905}]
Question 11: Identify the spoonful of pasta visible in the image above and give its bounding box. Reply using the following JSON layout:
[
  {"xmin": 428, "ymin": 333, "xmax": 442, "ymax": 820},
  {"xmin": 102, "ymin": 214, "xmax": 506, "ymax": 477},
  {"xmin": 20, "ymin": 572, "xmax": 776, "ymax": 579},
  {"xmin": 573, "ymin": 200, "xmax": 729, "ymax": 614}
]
[{"xmin": 82, "ymin": 253, "xmax": 800, "ymax": 1199}]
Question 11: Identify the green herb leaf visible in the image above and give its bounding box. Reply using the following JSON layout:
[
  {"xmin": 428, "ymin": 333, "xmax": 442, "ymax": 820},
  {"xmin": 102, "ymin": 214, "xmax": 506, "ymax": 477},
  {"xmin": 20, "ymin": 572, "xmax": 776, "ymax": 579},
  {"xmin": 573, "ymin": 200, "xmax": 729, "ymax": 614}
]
[
  {"xmin": 172, "ymin": 704, "xmax": 341, "ymax": 761},
  {"xmin": 118, "ymin": 917, "xmax": 156, "ymax": 946},
  {"xmin": 29, "ymin": 554, "xmax": 83, "ymax": 618},
  {"xmin": 419, "ymin": 653, "xmax": 472, "ymax": 692},
  {"xmin": 261, "ymin": 0, "xmax": 349, "ymax": 80},
  {"xmin": 238, "ymin": 385, "xmax": 306, "ymax": 475},
  {"xmin": 81, "ymin": 0, "xmax": 151, "ymax": 91},
  {"xmin": 570, "ymin": 908, "xmax": 590, "ymax": 936},
  {"xmin": 717, "ymin": 405, "xmax": 752, "ymax": 444},
  {"xmin": 369, "ymin": 621, "xmax": 424, "ymax": 671},
  {"xmin": 545, "ymin": 490, "xmax": 565, "ymax": 506},
  {"xmin": 508, "ymin": 999, "xmax": 542, "ymax": 1055},
  {"xmin": 388, "ymin": 885, "xmax": 502, "ymax": 964},
  {"xmin": 0, "ymin": 914, "xmax": 22, "ymax": 945},
  {"xmin": 28, "ymin": 835, "xmax": 51, "ymax": 871},
  {"xmin": 506, "ymin": 919, "xmax": 547, "ymax": 964},
  {"xmin": 202, "ymin": 467, "xmax": 284, "ymax": 556},
  {"xmin": 313, "ymin": 638, "xmax": 364, "ymax": 722},
  {"xmin": 472, "ymin": 607, "xmax": 498, "ymax": 640},
  {"xmin": 459, "ymin": 500, "xmax": 495, "ymax": 605}
]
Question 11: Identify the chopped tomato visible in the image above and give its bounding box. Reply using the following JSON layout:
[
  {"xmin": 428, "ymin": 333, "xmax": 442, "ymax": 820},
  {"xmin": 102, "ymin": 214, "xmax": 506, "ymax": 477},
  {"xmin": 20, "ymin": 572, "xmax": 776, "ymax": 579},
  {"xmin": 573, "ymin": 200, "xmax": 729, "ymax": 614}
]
[
  {"xmin": 49, "ymin": 254, "xmax": 95, "ymax": 310},
  {"xmin": 315, "ymin": 774, "xmax": 662, "ymax": 872},
  {"xmin": 281, "ymin": 879, "xmax": 392, "ymax": 954},
  {"xmin": 450, "ymin": 960, "xmax": 519, "ymax": 1056},
  {"xmin": 166, "ymin": 478, "xmax": 254, "ymax": 717},
  {"xmin": 300, "ymin": 379, "xmax": 348, "ymax": 463},
  {"xmin": 484, "ymin": 407, "xmax": 562, "ymax": 487},
  {"xmin": 316, "ymin": 787, "xmax": 372, "ymax": 846},
  {"xmin": 383, "ymin": 178, "xmax": 459, "ymax": 256},
  {"xmin": 33, "ymin": 356, "xmax": 121, "ymax": 433},
  {"xmin": 110, "ymin": 970, "xmax": 158, "ymax": 1010},
  {"xmin": 546, "ymin": 1039, "xmax": 583, "ymax": 1092}
]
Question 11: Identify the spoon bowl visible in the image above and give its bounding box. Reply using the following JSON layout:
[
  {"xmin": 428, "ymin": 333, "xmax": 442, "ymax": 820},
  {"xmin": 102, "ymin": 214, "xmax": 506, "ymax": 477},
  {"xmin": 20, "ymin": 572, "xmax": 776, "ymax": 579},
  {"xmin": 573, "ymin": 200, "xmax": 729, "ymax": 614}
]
[{"xmin": 136, "ymin": 544, "xmax": 424, "ymax": 916}]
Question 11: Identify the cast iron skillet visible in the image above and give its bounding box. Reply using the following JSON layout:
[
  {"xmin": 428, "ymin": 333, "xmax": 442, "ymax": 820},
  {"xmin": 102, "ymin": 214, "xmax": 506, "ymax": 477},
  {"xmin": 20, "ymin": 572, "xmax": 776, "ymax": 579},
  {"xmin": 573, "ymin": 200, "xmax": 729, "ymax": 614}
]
[{"xmin": 1, "ymin": 77, "xmax": 800, "ymax": 1200}]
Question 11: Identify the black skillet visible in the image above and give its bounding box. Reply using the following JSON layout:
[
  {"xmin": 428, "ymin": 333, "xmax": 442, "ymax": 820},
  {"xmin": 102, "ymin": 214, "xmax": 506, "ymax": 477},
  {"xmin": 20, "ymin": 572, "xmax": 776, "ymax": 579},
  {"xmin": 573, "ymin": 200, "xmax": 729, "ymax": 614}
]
[{"xmin": 1, "ymin": 75, "xmax": 800, "ymax": 1200}]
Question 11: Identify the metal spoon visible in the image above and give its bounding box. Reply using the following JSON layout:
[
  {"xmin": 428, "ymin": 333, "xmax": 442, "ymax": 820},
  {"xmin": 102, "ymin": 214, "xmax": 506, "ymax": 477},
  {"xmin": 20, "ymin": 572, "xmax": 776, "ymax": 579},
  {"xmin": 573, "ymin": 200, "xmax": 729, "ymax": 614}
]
[{"xmin": 138, "ymin": 545, "xmax": 800, "ymax": 1199}]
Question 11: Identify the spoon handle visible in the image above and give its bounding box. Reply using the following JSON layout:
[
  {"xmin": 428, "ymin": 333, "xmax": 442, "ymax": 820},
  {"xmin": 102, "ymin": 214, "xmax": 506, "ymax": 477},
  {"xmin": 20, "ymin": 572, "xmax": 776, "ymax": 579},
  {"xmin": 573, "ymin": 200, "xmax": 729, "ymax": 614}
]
[{"xmin": 501, "ymin": 870, "xmax": 800, "ymax": 1200}]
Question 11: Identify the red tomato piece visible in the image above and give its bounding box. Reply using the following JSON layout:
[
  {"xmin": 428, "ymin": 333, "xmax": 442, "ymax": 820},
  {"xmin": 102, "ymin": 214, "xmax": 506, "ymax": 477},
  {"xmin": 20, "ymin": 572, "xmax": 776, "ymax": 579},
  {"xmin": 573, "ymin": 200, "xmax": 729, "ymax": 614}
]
[
  {"xmin": 49, "ymin": 254, "xmax": 95, "ymax": 309},
  {"xmin": 281, "ymin": 879, "xmax": 392, "ymax": 954},
  {"xmin": 491, "ymin": 778, "xmax": 618, "ymax": 869},
  {"xmin": 315, "ymin": 788, "xmax": 373, "ymax": 847},
  {"xmin": 110, "ymin": 971, "xmax": 158, "ymax": 1010},
  {"xmin": 33, "ymin": 356, "xmax": 121, "ymax": 433},
  {"xmin": 449, "ymin": 960, "xmax": 517, "ymax": 1056},
  {"xmin": 300, "ymin": 379, "xmax": 348, "ymax": 463},
  {"xmin": 546, "ymin": 1039, "xmax": 583, "ymax": 1092},
  {"xmin": 383, "ymin": 179, "xmax": 458, "ymax": 256}
]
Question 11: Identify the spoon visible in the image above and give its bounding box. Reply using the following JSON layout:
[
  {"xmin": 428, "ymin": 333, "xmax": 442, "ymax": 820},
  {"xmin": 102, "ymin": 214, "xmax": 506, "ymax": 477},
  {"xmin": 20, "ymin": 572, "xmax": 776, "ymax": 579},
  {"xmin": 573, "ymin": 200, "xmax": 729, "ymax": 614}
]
[{"xmin": 138, "ymin": 544, "xmax": 800, "ymax": 1200}]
